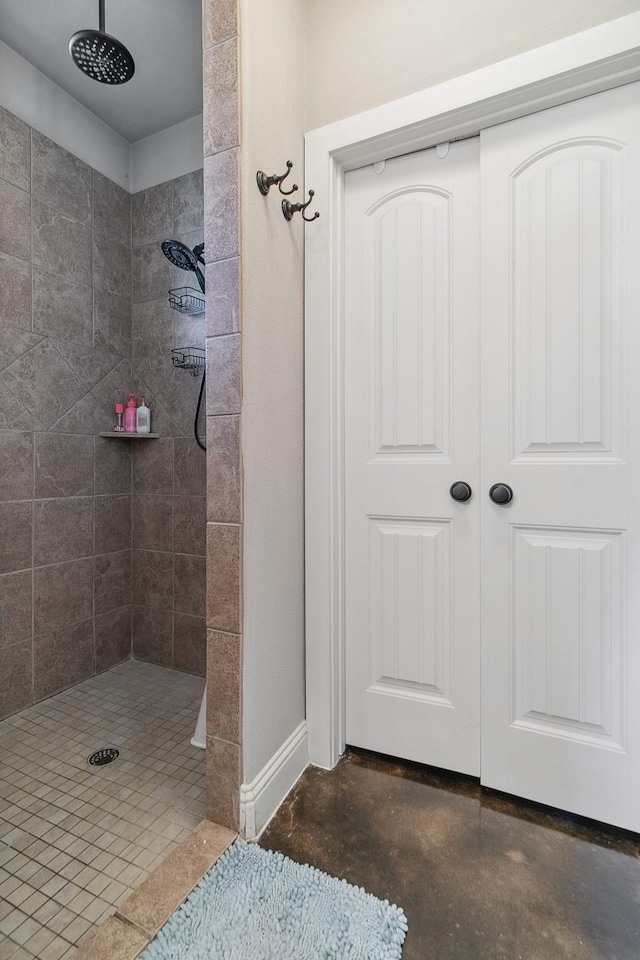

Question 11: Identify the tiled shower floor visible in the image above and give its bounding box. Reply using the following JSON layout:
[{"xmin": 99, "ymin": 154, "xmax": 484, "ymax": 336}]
[{"xmin": 0, "ymin": 660, "xmax": 205, "ymax": 960}]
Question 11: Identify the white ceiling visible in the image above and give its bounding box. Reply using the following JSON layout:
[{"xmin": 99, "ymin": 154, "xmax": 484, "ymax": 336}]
[{"xmin": 0, "ymin": 0, "xmax": 203, "ymax": 142}]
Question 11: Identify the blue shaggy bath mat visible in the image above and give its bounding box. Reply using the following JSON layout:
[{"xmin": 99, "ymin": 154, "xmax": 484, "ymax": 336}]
[{"xmin": 140, "ymin": 839, "xmax": 407, "ymax": 959}]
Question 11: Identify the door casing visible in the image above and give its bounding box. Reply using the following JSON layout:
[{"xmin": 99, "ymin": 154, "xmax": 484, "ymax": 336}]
[{"xmin": 304, "ymin": 12, "xmax": 640, "ymax": 770}]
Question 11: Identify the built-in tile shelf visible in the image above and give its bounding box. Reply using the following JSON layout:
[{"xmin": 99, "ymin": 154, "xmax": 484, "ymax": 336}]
[{"xmin": 99, "ymin": 432, "xmax": 160, "ymax": 439}]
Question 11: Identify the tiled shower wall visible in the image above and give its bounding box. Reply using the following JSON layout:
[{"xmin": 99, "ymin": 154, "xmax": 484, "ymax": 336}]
[
  {"xmin": 0, "ymin": 105, "xmax": 207, "ymax": 720},
  {"xmin": 0, "ymin": 106, "xmax": 133, "ymax": 719},
  {"xmin": 130, "ymin": 172, "xmax": 207, "ymax": 676},
  {"xmin": 202, "ymin": 0, "xmax": 243, "ymax": 829}
]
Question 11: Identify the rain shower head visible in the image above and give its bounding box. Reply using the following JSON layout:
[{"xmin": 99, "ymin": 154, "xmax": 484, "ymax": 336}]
[
  {"xmin": 69, "ymin": 0, "xmax": 135, "ymax": 85},
  {"xmin": 162, "ymin": 239, "xmax": 205, "ymax": 294}
]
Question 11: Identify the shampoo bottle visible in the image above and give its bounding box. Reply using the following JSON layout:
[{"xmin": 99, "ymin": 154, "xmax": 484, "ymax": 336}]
[
  {"xmin": 136, "ymin": 396, "xmax": 151, "ymax": 434},
  {"xmin": 124, "ymin": 394, "xmax": 137, "ymax": 433},
  {"xmin": 114, "ymin": 402, "xmax": 124, "ymax": 432}
]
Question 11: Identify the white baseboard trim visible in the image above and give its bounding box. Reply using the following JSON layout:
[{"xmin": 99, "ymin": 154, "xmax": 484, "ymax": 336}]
[{"xmin": 240, "ymin": 721, "xmax": 309, "ymax": 839}]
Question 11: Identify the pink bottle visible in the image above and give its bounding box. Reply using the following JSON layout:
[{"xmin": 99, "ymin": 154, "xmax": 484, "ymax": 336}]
[{"xmin": 124, "ymin": 394, "xmax": 137, "ymax": 433}]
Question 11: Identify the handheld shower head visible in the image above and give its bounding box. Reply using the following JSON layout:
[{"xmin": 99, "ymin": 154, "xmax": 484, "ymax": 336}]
[{"xmin": 161, "ymin": 239, "xmax": 205, "ymax": 294}]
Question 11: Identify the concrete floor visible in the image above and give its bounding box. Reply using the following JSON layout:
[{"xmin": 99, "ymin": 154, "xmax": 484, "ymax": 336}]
[{"xmin": 260, "ymin": 749, "xmax": 640, "ymax": 960}]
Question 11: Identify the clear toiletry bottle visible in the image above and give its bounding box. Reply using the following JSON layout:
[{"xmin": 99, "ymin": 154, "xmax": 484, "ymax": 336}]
[
  {"xmin": 124, "ymin": 393, "xmax": 137, "ymax": 433},
  {"xmin": 114, "ymin": 402, "xmax": 124, "ymax": 432},
  {"xmin": 136, "ymin": 396, "xmax": 151, "ymax": 434}
]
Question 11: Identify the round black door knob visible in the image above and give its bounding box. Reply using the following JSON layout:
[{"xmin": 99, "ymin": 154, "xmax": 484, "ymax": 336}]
[
  {"xmin": 489, "ymin": 483, "xmax": 513, "ymax": 504},
  {"xmin": 450, "ymin": 481, "xmax": 472, "ymax": 502}
]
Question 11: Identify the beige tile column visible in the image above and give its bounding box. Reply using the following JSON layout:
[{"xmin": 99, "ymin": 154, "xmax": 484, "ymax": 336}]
[{"xmin": 202, "ymin": 0, "xmax": 242, "ymax": 830}]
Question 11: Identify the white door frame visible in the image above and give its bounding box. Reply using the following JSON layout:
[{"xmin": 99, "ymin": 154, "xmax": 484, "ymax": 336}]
[{"xmin": 304, "ymin": 13, "xmax": 640, "ymax": 770}]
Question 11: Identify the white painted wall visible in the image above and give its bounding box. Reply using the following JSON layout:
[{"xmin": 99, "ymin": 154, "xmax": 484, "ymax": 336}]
[
  {"xmin": 239, "ymin": 0, "xmax": 306, "ymax": 785},
  {"xmin": 0, "ymin": 41, "xmax": 202, "ymax": 191},
  {"xmin": 304, "ymin": 0, "xmax": 640, "ymax": 130},
  {"xmin": 130, "ymin": 114, "xmax": 204, "ymax": 193},
  {"xmin": 0, "ymin": 40, "xmax": 131, "ymax": 188}
]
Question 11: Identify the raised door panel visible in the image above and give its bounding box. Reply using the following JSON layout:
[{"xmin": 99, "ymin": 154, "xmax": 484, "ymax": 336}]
[
  {"xmin": 368, "ymin": 518, "xmax": 452, "ymax": 703},
  {"xmin": 371, "ymin": 190, "xmax": 452, "ymax": 460},
  {"xmin": 512, "ymin": 143, "xmax": 623, "ymax": 462},
  {"xmin": 512, "ymin": 526, "xmax": 624, "ymax": 748}
]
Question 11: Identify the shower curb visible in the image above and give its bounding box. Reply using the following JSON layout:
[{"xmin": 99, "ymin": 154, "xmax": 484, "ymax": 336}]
[{"xmin": 73, "ymin": 819, "xmax": 237, "ymax": 959}]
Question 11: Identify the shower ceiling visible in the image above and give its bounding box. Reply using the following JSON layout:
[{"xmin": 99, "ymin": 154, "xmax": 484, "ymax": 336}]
[{"xmin": 0, "ymin": 0, "xmax": 202, "ymax": 141}]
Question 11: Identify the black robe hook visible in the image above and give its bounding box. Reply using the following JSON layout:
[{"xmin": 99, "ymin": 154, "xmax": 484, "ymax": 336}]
[
  {"xmin": 282, "ymin": 189, "xmax": 320, "ymax": 223},
  {"xmin": 256, "ymin": 161, "xmax": 298, "ymax": 196}
]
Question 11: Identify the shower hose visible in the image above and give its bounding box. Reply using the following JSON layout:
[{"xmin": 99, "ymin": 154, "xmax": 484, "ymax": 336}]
[{"xmin": 195, "ymin": 370, "xmax": 206, "ymax": 451}]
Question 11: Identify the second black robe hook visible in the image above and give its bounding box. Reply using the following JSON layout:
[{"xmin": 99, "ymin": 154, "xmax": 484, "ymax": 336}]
[{"xmin": 282, "ymin": 189, "xmax": 320, "ymax": 223}]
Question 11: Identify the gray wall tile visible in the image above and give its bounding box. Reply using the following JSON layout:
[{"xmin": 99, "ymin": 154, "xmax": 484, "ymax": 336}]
[
  {"xmin": 34, "ymin": 618, "xmax": 94, "ymax": 699},
  {"xmin": 206, "ymin": 522, "xmax": 240, "ymax": 634},
  {"xmin": 93, "ymin": 170, "xmax": 131, "ymax": 244},
  {"xmin": 95, "ymin": 494, "xmax": 131, "ymax": 554},
  {"xmin": 132, "ymin": 437, "xmax": 174, "ymax": 495},
  {"xmin": 34, "ymin": 557, "xmax": 93, "ymax": 634},
  {"xmin": 0, "ymin": 431, "xmax": 33, "ymax": 501},
  {"xmin": 84, "ymin": 357, "xmax": 132, "ymax": 419},
  {"xmin": 0, "ymin": 253, "xmax": 32, "ymax": 331},
  {"xmin": 32, "ymin": 198, "xmax": 91, "ymax": 287},
  {"xmin": 205, "ymin": 737, "xmax": 240, "ymax": 831},
  {"xmin": 132, "ymin": 549, "xmax": 174, "ymax": 610},
  {"xmin": 32, "ymin": 269, "xmax": 93, "ymax": 344},
  {"xmin": 202, "ymin": 0, "xmax": 237, "ymax": 49},
  {"xmin": 132, "ymin": 605, "xmax": 172, "ymax": 665},
  {"xmin": 0, "ymin": 324, "xmax": 43, "ymax": 374},
  {"xmin": 35, "ymin": 434, "xmax": 94, "ymax": 499},
  {"xmin": 204, "ymin": 149, "xmax": 238, "ymax": 260},
  {"xmin": 0, "ymin": 107, "xmax": 30, "ymax": 192},
  {"xmin": 93, "ymin": 288, "xmax": 132, "ymax": 356},
  {"xmin": 0, "ymin": 179, "xmax": 31, "ymax": 261},
  {"xmin": 0, "ymin": 384, "xmax": 39, "ymax": 431},
  {"xmin": 0, "ymin": 501, "xmax": 32, "ymax": 574},
  {"xmin": 31, "ymin": 131, "xmax": 92, "ymax": 225},
  {"xmin": 206, "ymin": 258, "xmax": 239, "ymax": 336},
  {"xmin": 203, "ymin": 40, "xmax": 238, "ymax": 158},
  {"xmin": 34, "ymin": 497, "xmax": 94, "ymax": 565},
  {"xmin": 174, "ymin": 554, "xmax": 206, "ymax": 617},
  {"xmin": 174, "ymin": 310, "xmax": 206, "ymax": 355},
  {"xmin": 0, "ymin": 570, "xmax": 32, "ymax": 647},
  {"xmin": 1, "ymin": 338, "xmax": 87, "ymax": 430},
  {"xmin": 132, "ymin": 243, "xmax": 171, "ymax": 303},
  {"xmin": 95, "ymin": 550, "xmax": 131, "ymax": 614},
  {"xmin": 93, "ymin": 231, "xmax": 132, "ymax": 298},
  {"xmin": 206, "ymin": 629, "xmax": 240, "ymax": 740},
  {"xmin": 132, "ymin": 181, "xmax": 173, "ymax": 248},
  {"xmin": 95, "ymin": 437, "xmax": 132, "ymax": 495},
  {"xmin": 0, "ymin": 640, "xmax": 32, "ymax": 718},
  {"xmin": 174, "ymin": 613, "xmax": 206, "ymax": 676},
  {"xmin": 95, "ymin": 606, "xmax": 131, "ymax": 672},
  {"xmin": 132, "ymin": 495, "xmax": 174, "ymax": 552},
  {"xmin": 175, "ymin": 437, "xmax": 206, "ymax": 496},
  {"xmin": 173, "ymin": 170, "xmax": 204, "ymax": 236},
  {"xmin": 49, "ymin": 392, "xmax": 106, "ymax": 436},
  {"xmin": 206, "ymin": 334, "xmax": 240, "ymax": 415},
  {"xmin": 206, "ymin": 415, "xmax": 240, "ymax": 523},
  {"xmin": 132, "ymin": 299, "xmax": 173, "ymax": 358},
  {"xmin": 54, "ymin": 340, "xmax": 123, "ymax": 391},
  {"xmin": 174, "ymin": 497, "xmax": 206, "ymax": 556}
]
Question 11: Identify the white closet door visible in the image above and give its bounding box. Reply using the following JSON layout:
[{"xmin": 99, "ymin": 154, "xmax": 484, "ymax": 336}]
[
  {"xmin": 481, "ymin": 82, "xmax": 640, "ymax": 831},
  {"xmin": 344, "ymin": 140, "xmax": 481, "ymax": 775}
]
